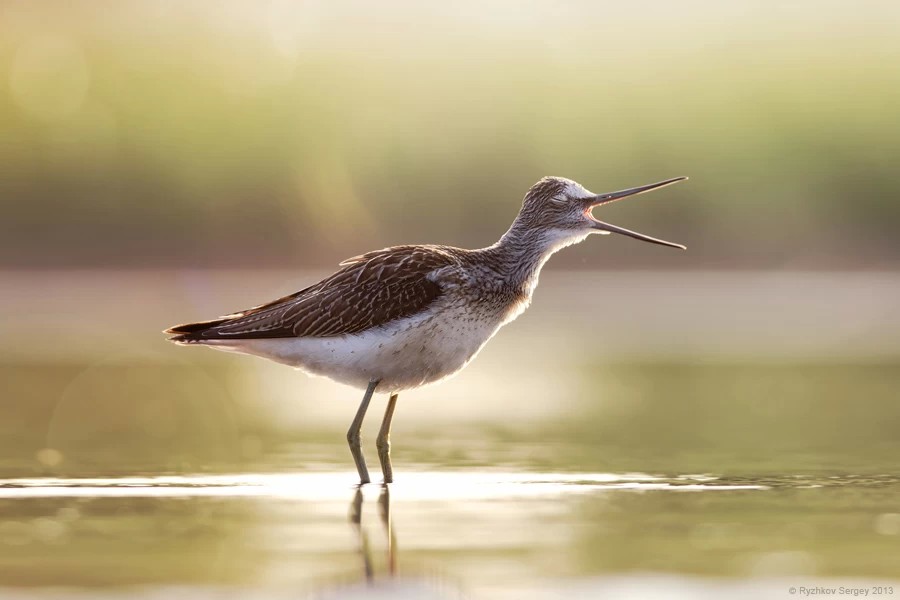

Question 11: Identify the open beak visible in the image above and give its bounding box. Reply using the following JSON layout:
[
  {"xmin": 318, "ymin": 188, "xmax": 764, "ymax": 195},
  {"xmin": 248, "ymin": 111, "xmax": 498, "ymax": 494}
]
[{"xmin": 587, "ymin": 176, "xmax": 688, "ymax": 250}]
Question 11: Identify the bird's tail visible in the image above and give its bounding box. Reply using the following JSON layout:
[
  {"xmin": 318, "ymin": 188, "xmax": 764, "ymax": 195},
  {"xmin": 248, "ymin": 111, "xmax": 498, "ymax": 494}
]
[{"xmin": 164, "ymin": 319, "xmax": 229, "ymax": 343}]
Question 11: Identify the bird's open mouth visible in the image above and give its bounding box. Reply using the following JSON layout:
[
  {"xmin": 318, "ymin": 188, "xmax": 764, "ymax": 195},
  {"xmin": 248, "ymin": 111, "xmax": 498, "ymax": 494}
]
[{"xmin": 586, "ymin": 176, "xmax": 688, "ymax": 250}]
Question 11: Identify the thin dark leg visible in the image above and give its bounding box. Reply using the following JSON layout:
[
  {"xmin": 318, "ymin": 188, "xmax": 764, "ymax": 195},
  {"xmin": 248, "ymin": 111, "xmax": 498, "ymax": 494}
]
[
  {"xmin": 348, "ymin": 380, "xmax": 379, "ymax": 484},
  {"xmin": 376, "ymin": 393, "xmax": 399, "ymax": 483}
]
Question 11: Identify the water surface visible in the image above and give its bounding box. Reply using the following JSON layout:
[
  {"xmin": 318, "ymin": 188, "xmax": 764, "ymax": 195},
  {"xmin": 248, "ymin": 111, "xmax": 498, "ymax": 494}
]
[{"xmin": 2, "ymin": 361, "xmax": 900, "ymax": 597}]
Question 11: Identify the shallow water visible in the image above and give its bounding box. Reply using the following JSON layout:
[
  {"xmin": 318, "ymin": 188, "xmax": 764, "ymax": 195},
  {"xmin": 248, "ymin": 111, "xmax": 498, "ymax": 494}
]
[
  {"xmin": 2, "ymin": 296, "xmax": 900, "ymax": 597},
  {"xmin": 0, "ymin": 470, "xmax": 899, "ymax": 598}
]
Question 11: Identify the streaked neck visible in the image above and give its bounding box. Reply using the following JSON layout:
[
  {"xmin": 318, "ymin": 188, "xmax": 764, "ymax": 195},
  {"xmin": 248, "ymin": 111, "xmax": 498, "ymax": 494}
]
[{"xmin": 483, "ymin": 220, "xmax": 588, "ymax": 288}]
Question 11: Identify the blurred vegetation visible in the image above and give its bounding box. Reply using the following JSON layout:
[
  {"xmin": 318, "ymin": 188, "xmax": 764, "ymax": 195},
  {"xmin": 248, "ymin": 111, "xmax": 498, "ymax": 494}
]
[{"xmin": 1, "ymin": 1, "xmax": 899, "ymax": 268}]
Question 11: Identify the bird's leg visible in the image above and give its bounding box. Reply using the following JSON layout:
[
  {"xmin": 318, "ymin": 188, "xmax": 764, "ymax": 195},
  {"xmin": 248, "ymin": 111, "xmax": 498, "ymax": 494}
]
[
  {"xmin": 348, "ymin": 380, "xmax": 379, "ymax": 484},
  {"xmin": 376, "ymin": 393, "xmax": 399, "ymax": 483}
]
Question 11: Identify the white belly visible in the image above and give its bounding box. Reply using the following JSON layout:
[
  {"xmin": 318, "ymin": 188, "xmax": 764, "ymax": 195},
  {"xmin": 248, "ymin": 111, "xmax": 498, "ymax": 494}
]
[{"xmin": 197, "ymin": 304, "xmax": 510, "ymax": 392}]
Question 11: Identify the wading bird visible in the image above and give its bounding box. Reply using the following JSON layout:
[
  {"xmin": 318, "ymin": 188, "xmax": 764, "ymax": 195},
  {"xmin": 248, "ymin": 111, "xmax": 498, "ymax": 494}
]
[{"xmin": 166, "ymin": 176, "xmax": 687, "ymax": 483}]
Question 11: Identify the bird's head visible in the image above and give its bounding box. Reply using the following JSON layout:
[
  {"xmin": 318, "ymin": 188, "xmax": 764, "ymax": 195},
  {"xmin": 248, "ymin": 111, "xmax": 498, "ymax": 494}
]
[{"xmin": 515, "ymin": 176, "xmax": 688, "ymax": 250}]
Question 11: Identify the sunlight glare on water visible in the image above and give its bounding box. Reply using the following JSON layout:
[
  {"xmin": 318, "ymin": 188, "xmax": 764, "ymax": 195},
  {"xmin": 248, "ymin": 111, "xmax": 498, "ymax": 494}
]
[{"xmin": 0, "ymin": 471, "xmax": 767, "ymax": 500}]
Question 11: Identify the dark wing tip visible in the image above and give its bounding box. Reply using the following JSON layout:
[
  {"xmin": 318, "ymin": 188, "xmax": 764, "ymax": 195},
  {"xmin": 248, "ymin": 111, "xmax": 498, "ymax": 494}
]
[{"xmin": 164, "ymin": 318, "xmax": 230, "ymax": 341}]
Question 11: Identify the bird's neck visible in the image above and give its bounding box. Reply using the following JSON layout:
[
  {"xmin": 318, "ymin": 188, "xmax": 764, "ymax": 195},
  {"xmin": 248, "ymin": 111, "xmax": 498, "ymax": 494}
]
[{"xmin": 482, "ymin": 219, "xmax": 587, "ymax": 291}]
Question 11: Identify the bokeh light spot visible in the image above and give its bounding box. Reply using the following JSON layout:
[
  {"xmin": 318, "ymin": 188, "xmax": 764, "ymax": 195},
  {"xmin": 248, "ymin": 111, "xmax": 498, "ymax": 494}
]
[
  {"xmin": 874, "ymin": 512, "xmax": 900, "ymax": 536},
  {"xmin": 36, "ymin": 447, "xmax": 64, "ymax": 467}
]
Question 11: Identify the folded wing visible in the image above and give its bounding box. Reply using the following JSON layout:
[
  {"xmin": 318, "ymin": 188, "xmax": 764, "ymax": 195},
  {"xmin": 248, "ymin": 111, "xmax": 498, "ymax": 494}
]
[{"xmin": 165, "ymin": 245, "xmax": 459, "ymax": 341}]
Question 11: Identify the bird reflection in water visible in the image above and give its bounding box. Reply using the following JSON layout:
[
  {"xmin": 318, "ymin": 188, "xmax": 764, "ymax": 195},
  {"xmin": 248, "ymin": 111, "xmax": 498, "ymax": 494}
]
[{"xmin": 349, "ymin": 484, "xmax": 396, "ymax": 583}]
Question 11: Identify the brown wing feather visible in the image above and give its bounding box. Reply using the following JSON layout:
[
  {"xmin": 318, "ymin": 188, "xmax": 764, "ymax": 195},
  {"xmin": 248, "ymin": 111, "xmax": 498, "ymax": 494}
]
[{"xmin": 166, "ymin": 246, "xmax": 459, "ymax": 341}]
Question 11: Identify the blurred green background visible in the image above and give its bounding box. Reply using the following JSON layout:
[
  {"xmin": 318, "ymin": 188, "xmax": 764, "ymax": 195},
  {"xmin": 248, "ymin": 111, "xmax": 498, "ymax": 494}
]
[
  {"xmin": 2, "ymin": 1, "xmax": 900, "ymax": 596},
  {"xmin": 2, "ymin": 0, "xmax": 899, "ymax": 269}
]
